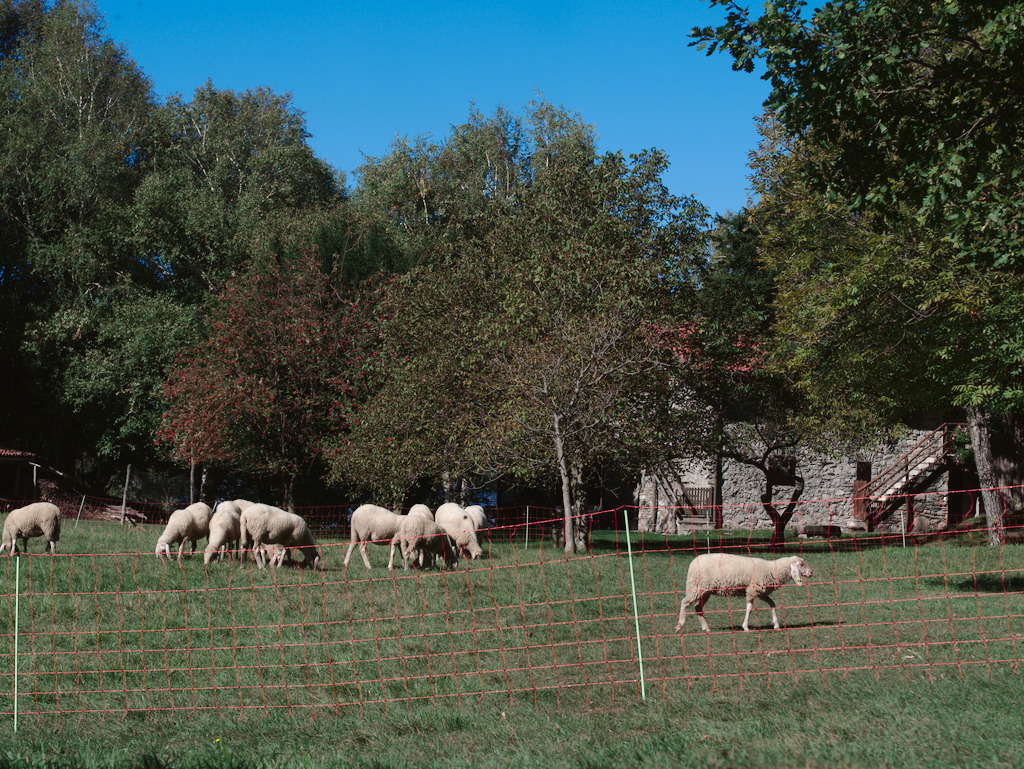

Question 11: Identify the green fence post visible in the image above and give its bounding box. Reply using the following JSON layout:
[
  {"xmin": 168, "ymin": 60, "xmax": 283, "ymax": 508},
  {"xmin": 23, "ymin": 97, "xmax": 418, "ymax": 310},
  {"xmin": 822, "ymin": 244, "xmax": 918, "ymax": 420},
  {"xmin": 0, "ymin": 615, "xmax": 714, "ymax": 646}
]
[
  {"xmin": 13, "ymin": 555, "xmax": 19, "ymax": 732},
  {"xmin": 622, "ymin": 507, "xmax": 647, "ymax": 702}
]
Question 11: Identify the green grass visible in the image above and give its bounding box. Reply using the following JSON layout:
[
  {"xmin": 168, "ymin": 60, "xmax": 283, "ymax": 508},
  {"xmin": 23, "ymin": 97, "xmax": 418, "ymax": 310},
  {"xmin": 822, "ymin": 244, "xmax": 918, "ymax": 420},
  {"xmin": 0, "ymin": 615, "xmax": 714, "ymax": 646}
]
[{"xmin": 0, "ymin": 521, "xmax": 1021, "ymax": 768}]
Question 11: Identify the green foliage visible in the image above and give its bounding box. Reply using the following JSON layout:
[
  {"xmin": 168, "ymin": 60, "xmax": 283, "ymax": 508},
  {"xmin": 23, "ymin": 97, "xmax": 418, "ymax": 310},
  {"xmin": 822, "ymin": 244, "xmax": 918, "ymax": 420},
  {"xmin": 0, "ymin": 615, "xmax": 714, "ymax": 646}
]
[
  {"xmin": 23, "ymin": 283, "xmax": 205, "ymax": 470},
  {"xmin": 694, "ymin": 1, "xmax": 1024, "ymax": 420},
  {"xmin": 337, "ymin": 103, "xmax": 709, "ymax": 515},
  {"xmin": 133, "ymin": 81, "xmax": 344, "ymax": 297},
  {"xmin": 160, "ymin": 252, "xmax": 373, "ymax": 505},
  {"xmin": 694, "ymin": 1, "xmax": 1024, "ymax": 268},
  {"xmin": 0, "ymin": 0, "xmax": 156, "ymax": 298}
]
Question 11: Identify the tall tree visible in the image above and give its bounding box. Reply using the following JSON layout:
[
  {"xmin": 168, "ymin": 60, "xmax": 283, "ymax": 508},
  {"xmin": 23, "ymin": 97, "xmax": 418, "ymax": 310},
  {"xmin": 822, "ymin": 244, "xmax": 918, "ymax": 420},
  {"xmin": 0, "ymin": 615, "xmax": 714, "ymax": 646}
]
[
  {"xmin": 336, "ymin": 102, "xmax": 708, "ymax": 552},
  {"xmin": 133, "ymin": 81, "xmax": 344, "ymax": 297},
  {"xmin": 160, "ymin": 252, "xmax": 371, "ymax": 508},
  {"xmin": 694, "ymin": 1, "xmax": 1024, "ymax": 542},
  {"xmin": 684, "ymin": 210, "xmax": 812, "ymax": 546},
  {"xmin": 0, "ymin": 0, "xmax": 162, "ymax": 479}
]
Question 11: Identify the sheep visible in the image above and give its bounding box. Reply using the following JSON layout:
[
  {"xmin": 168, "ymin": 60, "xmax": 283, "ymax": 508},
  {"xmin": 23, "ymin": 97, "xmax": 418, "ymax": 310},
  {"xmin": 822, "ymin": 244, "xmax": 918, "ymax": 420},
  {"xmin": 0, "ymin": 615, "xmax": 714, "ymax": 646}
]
[
  {"xmin": 155, "ymin": 502, "xmax": 213, "ymax": 561},
  {"xmin": 407, "ymin": 504, "xmax": 434, "ymax": 520},
  {"xmin": 675, "ymin": 553, "xmax": 813, "ymax": 633},
  {"xmin": 240, "ymin": 503, "xmax": 321, "ymax": 570},
  {"xmin": 387, "ymin": 516, "xmax": 456, "ymax": 571},
  {"xmin": 343, "ymin": 504, "xmax": 405, "ymax": 570},
  {"xmin": 464, "ymin": 504, "xmax": 488, "ymax": 530},
  {"xmin": 203, "ymin": 500, "xmax": 253, "ymax": 564},
  {"xmin": 0, "ymin": 502, "xmax": 62, "ymax": 554},
  {"xmin": 434, "ymin": 502, "xmax": 484, "ymax": 560}
]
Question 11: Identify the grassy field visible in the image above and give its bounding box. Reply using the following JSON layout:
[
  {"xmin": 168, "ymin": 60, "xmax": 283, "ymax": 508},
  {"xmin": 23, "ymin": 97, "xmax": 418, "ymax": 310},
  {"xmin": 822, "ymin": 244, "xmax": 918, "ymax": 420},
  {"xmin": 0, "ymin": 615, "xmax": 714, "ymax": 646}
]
[{"xmin": 0, "ymin": 519, "xmax": 1022, "ymax": 768}]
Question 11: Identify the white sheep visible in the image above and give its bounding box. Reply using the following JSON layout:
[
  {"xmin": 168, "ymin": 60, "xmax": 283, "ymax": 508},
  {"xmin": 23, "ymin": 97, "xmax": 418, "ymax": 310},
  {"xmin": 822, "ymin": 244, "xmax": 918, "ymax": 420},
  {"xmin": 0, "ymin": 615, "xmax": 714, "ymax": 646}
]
[
  {"xmin": 434, "ymin": 502, "xmax": 484, "ymax": 560},
  {"xmin": 407, "ymin": 504, "xmax": 434, "ymax": 520},
  {"xmin": 343, "ymin": 504, "xmax": 405, "ymax": 570},
  {"xmin": 387, "ymin": 516, "xmax": 456, "ymax": 571},
  {"xmin": 240, "ymin": 503, "xmax": 321, "ymax": 570},
  {"xmin": 676, "ymin": 553, "xmax": 813, "ymax": 633},
  {"xmin": 464, "ymin": 504, "xmax": 488, "ymax": 530},
  {"xmin": 203, "ymin": 500, "xmax": 253, "ymax": 564},
  {"xmin": 155, "ymin": 502, "xmax": 213, "ymax": 561},
  {"xmin": 0, "ymin": 502, "xmax": 62, "ymax": 554}
]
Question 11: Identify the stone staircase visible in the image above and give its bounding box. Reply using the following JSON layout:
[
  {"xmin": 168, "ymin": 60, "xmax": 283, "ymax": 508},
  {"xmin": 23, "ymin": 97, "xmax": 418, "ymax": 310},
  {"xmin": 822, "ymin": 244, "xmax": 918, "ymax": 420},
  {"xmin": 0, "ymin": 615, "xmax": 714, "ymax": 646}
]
[{"xmin": 849, "ymin": 423, "xmax": 963, "ymax": 531}]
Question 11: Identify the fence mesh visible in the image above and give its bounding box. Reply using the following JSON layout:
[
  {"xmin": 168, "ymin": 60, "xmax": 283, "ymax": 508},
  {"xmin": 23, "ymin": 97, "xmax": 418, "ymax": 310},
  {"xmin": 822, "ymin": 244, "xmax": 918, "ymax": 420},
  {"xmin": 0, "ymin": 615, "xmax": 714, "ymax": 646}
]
[{"xmin": 1, "ymin": 487, "xmax": 1022, "ymax": 725}]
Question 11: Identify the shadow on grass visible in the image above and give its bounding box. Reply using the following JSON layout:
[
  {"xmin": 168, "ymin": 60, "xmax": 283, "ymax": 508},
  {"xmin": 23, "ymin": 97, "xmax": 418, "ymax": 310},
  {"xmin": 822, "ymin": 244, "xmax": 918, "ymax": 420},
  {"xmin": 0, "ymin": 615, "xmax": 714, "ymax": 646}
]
[
  {"xmin": 922, "ymin": 574, "xmax": 1024, "ymax": 593},
  {"xmin": 677, "ymin": 620, "xmax": 837, "ymax": 635}
]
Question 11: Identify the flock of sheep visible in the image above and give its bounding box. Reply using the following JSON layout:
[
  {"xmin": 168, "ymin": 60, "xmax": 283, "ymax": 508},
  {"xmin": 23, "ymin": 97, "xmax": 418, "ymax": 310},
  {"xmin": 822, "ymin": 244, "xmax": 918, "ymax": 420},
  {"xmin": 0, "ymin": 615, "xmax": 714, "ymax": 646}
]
[{"xmin": 0, "ymin": 499, "xmax": 815, "ymax": 632}]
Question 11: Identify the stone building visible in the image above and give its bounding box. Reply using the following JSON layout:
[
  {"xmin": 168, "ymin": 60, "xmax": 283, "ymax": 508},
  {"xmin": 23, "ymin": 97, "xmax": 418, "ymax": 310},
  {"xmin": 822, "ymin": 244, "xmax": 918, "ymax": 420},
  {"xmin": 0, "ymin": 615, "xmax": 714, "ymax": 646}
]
[{"xmin": 637, "ymin": 422, "xmax": 976, "ymax": 535}]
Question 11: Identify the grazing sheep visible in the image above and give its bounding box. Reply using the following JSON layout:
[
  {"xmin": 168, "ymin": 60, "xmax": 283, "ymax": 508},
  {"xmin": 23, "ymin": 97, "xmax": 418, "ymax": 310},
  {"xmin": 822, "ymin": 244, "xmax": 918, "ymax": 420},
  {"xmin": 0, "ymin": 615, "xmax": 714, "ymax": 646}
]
[
  {"xmin": 203, "ymin": 500, "xmax": 252, "ymax": 564},
  {"xmin": 156, "ymin": 502, "xmax": 213, "ymax": 561},
  {"xmin": 676, "ymin": 553, "xmax": 813, "ymax": 633},
  {"xmin": 240, "ymin": 503, "xmax": 321, "ymax": 570},
  {"xmin": 464, "ymin": 504, "xmax": 488, "ymax": 530},
  {"xmin": 387, "ymin": 516, "xmax": 456, "ymax": 571},
  {"xmin": 0, "ymin": 502, "xmax": 62, "ymax": 554},
  {"xmin": 434, "ymin": 502, "xmax": 484, "ymax": 560},
  {"xmin": 344, "ymin": 504, "xmax": 405, "ymax": 570},
  {"xmin": 407, "ymin": 504, "xmax": 434, "ymax": 520}
]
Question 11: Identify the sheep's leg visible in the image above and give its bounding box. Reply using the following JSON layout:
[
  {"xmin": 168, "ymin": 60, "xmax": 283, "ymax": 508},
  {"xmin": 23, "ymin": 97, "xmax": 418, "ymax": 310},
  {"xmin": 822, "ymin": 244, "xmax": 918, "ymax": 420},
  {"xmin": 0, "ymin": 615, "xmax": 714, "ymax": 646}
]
[
  {"xmin": 177, "ymin": 540, "xmax": 187, "ymax": 562},
  {"xmin": 762, "ymin": 595, "xmax": 780, "ymax": 630},
  {"xmin": 252, "ymin": 541, "xmax": 266, "ymax": 569},
  {"xmin": 387, "ymin": 539, "xmax": 398, "ymax": 572},
  {"xmin": 402, "ymin": 543, "xmax": 414, "ymax": 571},
  {"xmin": 343, "ymin": 540, "xmax": 357, "ymax": 567},
  {"xmin": 359, "ymin": 542, "xmax": 372, "ymax": 570},
  {"xmin": 675, "ymin": 595, "xmax": 693, "ymax": 631},
  {"xmin": 742, "ymin": 600, "xmax": 755, "ymax": 631},
  {"xmin": 694, "ymin": 596, "xmax": 711, "ymax": 632}
]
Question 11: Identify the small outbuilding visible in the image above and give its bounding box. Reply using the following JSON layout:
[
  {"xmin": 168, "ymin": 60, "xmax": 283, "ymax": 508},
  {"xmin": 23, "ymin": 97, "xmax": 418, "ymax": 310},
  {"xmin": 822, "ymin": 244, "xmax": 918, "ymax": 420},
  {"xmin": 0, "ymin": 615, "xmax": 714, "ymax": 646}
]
[{"xmin": 0, "ymin": 445, "xmax": 39, "ymax": 502}]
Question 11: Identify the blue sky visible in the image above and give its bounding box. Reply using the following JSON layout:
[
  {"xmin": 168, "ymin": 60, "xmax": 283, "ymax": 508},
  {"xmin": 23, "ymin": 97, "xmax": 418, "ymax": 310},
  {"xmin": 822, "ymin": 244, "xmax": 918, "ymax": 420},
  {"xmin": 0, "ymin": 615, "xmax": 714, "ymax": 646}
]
[{"xmin": 99, "ymin": 0, "xmax": 769, "ymax": 217}]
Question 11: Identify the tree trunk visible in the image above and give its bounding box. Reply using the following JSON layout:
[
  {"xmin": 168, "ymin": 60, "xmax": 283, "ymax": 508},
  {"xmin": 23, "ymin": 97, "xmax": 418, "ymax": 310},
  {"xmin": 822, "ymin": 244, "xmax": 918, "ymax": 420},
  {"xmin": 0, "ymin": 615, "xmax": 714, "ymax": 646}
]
[
  {"xmin": 283, "ymin": 474, "xmax": 297, "ymax": 513},
  {"xmin": 761, "ymin": 476, "xmax": 804, "ymax": 549},
  {"xmin": 553, "ymin": 414, "xmax": 577, "ymax": 555},
  {"xmin": 968, "ymin": 406, "xmax": 1006, "ymax": 546},
  {"xmin": 570, "ymin": 460, "xmax": 589, "ymax": 552}
]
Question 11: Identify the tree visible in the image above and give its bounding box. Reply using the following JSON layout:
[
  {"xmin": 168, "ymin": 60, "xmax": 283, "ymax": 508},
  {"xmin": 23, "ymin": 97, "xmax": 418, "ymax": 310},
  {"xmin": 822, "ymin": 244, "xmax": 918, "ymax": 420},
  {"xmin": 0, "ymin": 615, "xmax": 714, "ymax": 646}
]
[
  {"xmin": 0, "ymin": 0, "xmax": 166, "ymax": 479},
  {"xmin": 694, "ymin": 1, "xmax": 1024, "ymax": 542},
  {"xmin": 133, "ymin": 81, "xmax": 344, "ymax": 297},
  {"xmin": 483, "ymin": 148, "xmax": 707, "ymax": 553},
  {"xmin": 160, "ymin": 252, "xmax": 371, "ymax": 508},
  {"xmin": 681, "ymin": 210, "xmax": 812, "ymax": 546},
  {"xmin": 353, "ymin": 104, "xmax": 532, "ymax": 267},
  {"xmin": 336, "ymin": 102, "xmax": 708, "ymax": 552}
]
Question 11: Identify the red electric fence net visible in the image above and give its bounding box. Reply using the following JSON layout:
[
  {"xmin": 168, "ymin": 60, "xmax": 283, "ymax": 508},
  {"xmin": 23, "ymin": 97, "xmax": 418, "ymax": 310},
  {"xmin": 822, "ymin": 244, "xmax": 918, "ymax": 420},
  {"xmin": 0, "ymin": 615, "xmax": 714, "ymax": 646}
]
[{"xmin": 1, "ymin": 486, "xmax": 1022, "ymax": 725}]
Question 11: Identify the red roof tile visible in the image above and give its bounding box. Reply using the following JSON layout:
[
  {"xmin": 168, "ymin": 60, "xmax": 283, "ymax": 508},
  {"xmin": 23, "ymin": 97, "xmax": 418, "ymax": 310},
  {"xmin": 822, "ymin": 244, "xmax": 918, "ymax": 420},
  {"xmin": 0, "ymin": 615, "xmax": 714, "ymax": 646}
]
[{"xmin": 0, "ymin": 446, "xmax": 36, "ymax": 459}]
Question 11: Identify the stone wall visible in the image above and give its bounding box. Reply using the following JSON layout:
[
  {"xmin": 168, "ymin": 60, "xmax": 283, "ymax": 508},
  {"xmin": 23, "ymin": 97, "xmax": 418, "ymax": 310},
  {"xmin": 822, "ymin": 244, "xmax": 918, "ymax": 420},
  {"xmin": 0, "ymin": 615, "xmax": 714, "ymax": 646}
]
[{"xmin": 637, "ymin": 427, "xmax": 953, "ymax": 534}]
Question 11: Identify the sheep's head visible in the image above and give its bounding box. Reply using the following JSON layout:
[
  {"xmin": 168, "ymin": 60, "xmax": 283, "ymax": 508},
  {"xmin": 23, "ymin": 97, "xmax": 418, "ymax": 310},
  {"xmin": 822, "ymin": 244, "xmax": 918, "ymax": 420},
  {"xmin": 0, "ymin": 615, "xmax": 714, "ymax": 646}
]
[{"xmin": 789, "ymin": 557, "xmax": 813, "ymax": 586}]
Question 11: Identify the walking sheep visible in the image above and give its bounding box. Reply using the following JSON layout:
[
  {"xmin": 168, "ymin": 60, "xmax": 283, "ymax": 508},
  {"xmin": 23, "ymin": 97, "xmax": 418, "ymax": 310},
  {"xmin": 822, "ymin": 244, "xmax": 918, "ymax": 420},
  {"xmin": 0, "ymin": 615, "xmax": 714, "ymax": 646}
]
[
  {"xmin": 0, "ymin": 502, "xmax": 62, "ymax": 554},
  {"xmin": 344, "ymin": 504, "xmax": 405, "ymax": 570},
  {"xmin": 240, "ymin": 503, "xmax": 321, "ymax": 570},
  {"xmin": 387, "ymin": 516, "xmax": 456, "ymax": 571},
  {"xmin": 676, "ymin": 553, "xmax": 812, "ymax": 632},
  {"xmin": 156, "ymin": 502, "xmax": 213, "ymax": 561},
  {"xmin": 434, "ymin": 502, "xmax": 484, "ymax": 560}
]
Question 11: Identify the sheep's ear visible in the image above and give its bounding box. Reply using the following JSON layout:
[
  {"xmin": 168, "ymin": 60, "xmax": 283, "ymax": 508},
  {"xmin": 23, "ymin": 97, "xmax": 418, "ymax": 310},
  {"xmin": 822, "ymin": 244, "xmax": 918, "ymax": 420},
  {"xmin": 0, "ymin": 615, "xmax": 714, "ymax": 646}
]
[{"xmin": 790, "ymin": 560, "xmax": 805, "ymax": 585}]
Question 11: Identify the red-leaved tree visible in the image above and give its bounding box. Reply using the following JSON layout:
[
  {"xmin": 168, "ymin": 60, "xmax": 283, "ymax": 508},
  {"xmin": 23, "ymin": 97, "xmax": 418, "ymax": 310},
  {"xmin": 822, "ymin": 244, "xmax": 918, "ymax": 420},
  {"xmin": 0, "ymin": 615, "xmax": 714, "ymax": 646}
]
[{"xmin": 160, "ymin": 251, "xmax": 374, "ymax": 507}]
